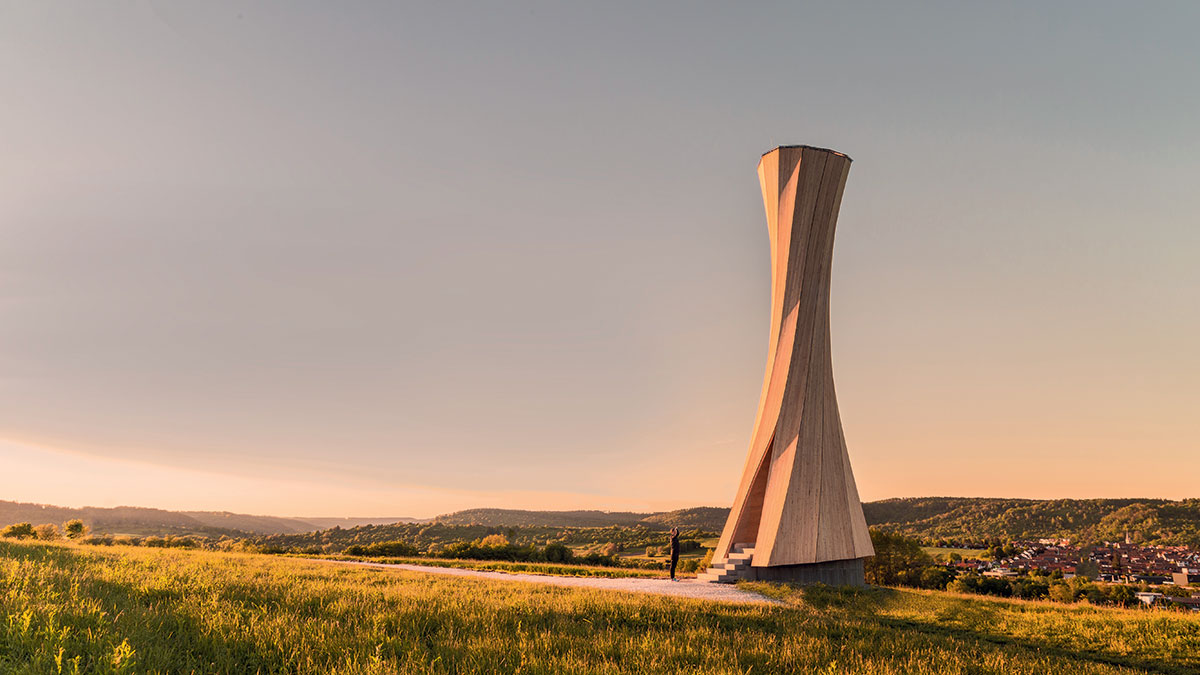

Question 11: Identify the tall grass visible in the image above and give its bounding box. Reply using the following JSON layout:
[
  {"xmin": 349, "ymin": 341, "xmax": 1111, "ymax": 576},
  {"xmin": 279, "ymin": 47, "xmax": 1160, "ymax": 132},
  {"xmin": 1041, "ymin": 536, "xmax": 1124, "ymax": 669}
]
[
  {"xmin": 299, "ymin": 554, "xmax": 662, "ymax": 578},
  {"xmin": 2, "ymin": 541, "xmax": 1197, "ymax": 674}
]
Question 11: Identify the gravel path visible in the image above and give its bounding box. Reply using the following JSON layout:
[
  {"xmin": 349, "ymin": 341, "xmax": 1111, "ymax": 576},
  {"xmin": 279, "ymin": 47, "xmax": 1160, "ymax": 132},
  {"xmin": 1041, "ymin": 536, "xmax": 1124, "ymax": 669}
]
[{"xmin": 315, "ymin": 559, "xmax": 781, "ymax": 605}]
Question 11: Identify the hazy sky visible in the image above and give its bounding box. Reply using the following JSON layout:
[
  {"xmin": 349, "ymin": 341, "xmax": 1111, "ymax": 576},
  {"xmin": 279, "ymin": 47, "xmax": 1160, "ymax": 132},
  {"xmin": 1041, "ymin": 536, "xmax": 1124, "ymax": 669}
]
[{"xmin": 2, "ymin": 3, "xmax": 1197, "ymax": 517}]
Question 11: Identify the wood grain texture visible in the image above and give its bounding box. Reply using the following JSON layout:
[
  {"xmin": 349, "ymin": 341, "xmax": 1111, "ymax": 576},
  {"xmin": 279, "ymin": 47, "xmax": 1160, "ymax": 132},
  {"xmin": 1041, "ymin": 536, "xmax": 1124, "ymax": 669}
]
[{"xmin": 714, "ymin": 146, "xmax": 874, "ymax": 567}]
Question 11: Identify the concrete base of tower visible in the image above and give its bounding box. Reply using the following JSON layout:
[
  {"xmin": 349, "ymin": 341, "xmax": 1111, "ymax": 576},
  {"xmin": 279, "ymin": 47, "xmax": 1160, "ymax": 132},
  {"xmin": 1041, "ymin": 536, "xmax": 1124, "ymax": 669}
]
[{"xmin": 748, "ymin": 557, "xmax": 867, "ymax": 586}]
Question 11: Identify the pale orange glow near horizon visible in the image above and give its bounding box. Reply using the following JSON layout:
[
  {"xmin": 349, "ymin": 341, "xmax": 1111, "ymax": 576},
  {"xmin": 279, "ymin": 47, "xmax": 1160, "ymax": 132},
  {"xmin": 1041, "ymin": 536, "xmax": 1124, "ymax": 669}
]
[{"xmin": 0, "ymin": 438, "xmax": 707, "ymax": 519}]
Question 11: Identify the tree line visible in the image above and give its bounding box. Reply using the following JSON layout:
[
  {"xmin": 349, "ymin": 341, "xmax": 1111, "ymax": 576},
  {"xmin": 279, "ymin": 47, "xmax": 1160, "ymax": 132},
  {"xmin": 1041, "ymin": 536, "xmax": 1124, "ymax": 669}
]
[{"xmin": 1, "ymin": 519, "xmax": 88, "ymax": 540}]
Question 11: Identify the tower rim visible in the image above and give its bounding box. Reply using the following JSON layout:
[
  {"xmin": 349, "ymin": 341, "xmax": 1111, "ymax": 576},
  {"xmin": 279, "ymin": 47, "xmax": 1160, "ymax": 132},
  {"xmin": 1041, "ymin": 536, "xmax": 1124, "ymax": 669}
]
[{"xmin": 761, "ymin": 145, "xmax": 853, "ymax": 162}]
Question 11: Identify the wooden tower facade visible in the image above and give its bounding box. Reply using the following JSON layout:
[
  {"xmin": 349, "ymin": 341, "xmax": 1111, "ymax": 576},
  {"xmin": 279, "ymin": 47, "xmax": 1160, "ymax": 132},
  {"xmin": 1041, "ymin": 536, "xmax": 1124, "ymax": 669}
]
[{"xmin": 703, "ymin": 145, "xmax": 873, "ymax": 586}]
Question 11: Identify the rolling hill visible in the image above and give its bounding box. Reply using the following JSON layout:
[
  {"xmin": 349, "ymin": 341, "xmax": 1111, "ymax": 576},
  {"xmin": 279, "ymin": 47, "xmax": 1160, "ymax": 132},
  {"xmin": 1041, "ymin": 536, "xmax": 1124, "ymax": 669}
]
[
  {"xmin": 433, "ymin": 507, "xmax": 728, "ymax": 531},
  {"xmin": 864, "ymin": 497, "xmax": 1200, "ymax": 547},
  {"xmin": 0, "ymin": 500, "xmax": 419, "ymax": 537},
  {"xmin": 432, "ymin": 498, "xmax": 1200, "ymax": 547},
  {"xmin": 6, "ymin": 497, "xmax": 1199, "ymax": 547}
]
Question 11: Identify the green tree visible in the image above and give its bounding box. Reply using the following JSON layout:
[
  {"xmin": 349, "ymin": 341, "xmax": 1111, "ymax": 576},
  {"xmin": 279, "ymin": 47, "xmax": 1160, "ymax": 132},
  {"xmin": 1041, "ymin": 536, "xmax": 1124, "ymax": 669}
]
[
  {"xmin": 1075, "ymin": 560, "xmax": 1100, "ymax": 580},
  {"xmin": 63, "ymin": 519, "xmax": 88, "ymax": 539},
  {"xmin": 1048, "ymin": 582, "xmax": 1074, "ymax": 603},
  {"xmin": 1106, "ymin": 584, "xmax": 1137, "ymax": 607},
  {"xmin": 479, "ymin": 534, "xmax": 509, "ymax": 548},
  {"xmin": 920, "ymin": 566, "xmax": 955, "ymax": 590},
  {"xmin": 865, "ymin": 529, "xmax": 934, "ymax": 586},
  {"xmin": 2, "ymin": 522, "xmax": 36, "ymax": 539},
  {"xmin": 544, "ymin": 542, "xmax": 572, "ymax": 563}
]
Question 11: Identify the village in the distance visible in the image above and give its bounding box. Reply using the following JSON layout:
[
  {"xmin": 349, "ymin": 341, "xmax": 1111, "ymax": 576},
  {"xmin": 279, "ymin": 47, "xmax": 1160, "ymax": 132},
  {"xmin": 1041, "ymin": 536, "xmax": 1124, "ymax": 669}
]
[{"xmin": 960, "ymin": 538, "xmax": 1200, "ymax": 611}]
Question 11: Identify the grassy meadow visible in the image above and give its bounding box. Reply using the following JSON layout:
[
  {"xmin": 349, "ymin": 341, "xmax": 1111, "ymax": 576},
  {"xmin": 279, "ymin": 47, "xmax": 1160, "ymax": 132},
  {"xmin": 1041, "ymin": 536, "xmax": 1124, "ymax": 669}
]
[
  {"xmin": 921, "ymin": 547, "xmax": 989, "ymax": 562},
  {"xmin": 2, "ymin": 541, "xmax": 1198, "ymax": 674},
  {"xmin": 292, "ymin": 554, "xmax": 662, "ymax": 578}
]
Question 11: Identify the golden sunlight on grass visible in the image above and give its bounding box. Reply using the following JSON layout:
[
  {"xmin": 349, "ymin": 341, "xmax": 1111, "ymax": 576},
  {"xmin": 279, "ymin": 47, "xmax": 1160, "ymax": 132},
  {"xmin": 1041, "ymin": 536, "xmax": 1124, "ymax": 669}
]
[{"xmin": 3, "ymin": 541, "xmax": 1199, "ymax": 673}]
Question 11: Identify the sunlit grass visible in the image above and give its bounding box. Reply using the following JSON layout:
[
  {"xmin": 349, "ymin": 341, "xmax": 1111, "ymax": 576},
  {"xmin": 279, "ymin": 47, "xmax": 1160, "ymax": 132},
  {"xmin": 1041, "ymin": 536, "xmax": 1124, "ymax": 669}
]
[
  {"xmin": 922, "ymin": 546, "xmax": 989, "ymax": 561},
  {"xmin": 291, "ymin": 553, "xmax": 663, "ymax": 578},
  {"xmin": 3, "ymin": 540, "xmax": 1198, "ymax": 674}
]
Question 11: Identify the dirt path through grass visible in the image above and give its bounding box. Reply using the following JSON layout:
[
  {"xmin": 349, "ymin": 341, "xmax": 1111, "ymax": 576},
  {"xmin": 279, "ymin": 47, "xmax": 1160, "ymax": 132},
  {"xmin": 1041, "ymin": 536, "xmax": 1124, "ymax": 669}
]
[{"xmin": 315, "ymin": 558, "xmax": 782, "ymax": 605}]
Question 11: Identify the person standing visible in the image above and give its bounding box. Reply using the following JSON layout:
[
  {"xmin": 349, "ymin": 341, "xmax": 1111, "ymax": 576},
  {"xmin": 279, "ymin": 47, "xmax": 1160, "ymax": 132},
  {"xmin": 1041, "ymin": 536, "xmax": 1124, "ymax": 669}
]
[{"xmin": 668, "ymin": 527, "xmax": 680, "ymax": 581}]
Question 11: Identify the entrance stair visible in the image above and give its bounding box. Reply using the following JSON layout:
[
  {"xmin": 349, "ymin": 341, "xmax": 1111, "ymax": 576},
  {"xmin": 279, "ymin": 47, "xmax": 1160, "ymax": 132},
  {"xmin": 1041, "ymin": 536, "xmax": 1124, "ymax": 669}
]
[{"xmin": 696, "ymin": 543, "xmax": 755, "ymax": 584}]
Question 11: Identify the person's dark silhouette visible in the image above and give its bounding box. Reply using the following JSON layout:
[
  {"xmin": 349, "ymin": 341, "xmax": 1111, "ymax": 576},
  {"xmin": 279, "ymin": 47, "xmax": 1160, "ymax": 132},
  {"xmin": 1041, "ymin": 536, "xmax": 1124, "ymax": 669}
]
[{"xmin": 668, "ymin": 527, "xmax": 680, "ymax": 581}]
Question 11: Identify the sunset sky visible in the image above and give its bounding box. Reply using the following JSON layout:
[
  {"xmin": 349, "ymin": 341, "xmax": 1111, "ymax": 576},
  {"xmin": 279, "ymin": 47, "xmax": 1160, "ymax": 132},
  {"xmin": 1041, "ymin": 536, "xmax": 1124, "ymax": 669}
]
[{"xmin": 2, "ymin": 3, "xmax": 1197, "ymax": 518}]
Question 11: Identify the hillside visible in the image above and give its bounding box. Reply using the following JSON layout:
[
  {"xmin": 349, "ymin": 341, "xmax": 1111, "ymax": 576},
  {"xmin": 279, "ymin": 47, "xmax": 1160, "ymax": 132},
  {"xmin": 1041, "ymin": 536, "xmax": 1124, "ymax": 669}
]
[
  {"xmin": 640, "ymin": 507, "xmax": 729, "ymax": 531},
  {"xmin": 295, "ymin": 516, "xmax": 427, "ymax": 530},
  {"xmin": 245, "ymin": 520, "xmax": 704, "ymax": 555},
  {"xmin": 434, "ymin": 507, "xmax": 728, "ymax": 531},
  {"xmin": 0, "ymin": 500, "xmax": 415, "ymax": 537},
  {"xmin": 434, "ymin": 509, "xmax": 650, "ymax": 528},
  {"xmin": 432, "ymin": 499, "xmax": 1200, "ymax": 547},
  {"xmin": 7, "ymin": 497, "xmax": 1199, "ymax": 547},
  {"xmin": 865, "ymin": 497, "xmax": 1200, "ymax": 547}
]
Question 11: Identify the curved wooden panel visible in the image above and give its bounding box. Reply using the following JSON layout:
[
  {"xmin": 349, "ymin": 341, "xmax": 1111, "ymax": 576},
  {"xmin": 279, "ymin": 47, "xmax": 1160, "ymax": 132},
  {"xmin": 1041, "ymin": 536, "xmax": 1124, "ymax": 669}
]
[{"xmin": 715, "ymin": 146, "xmax": 873, "ymax": 566}]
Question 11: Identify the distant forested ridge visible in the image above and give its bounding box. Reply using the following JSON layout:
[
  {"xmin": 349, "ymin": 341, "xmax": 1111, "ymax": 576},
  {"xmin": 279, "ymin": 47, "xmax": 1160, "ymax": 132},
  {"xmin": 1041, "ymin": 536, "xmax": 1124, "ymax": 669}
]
[
  {"xmin": 435, "ymin": 500, "xmax": 1200, "ymax": 548},
  {"xmin": 431, "ymin": 499, "xmax": 1200, "ymax": 548},
  {"xmin": 435, "ymin": 509, "xmax": 650, "ymax": 528},
  {"xmin": 0, "ymin": 500, "xmax": 418, "ymax": 537},
  {"xmin": 434, "ymin": 507, "xmax": 728, "ymax": 532},
  {"xmin": 864, "ymin": 497, "xmax": 1200, "ymax": 548},
  {"xmin": 6, "ymin": 497, "xmax": 1199, "ymax": 548},
  {"xmin": 243, "ymin": 521, "xmax": 702, "ymax": 556}
]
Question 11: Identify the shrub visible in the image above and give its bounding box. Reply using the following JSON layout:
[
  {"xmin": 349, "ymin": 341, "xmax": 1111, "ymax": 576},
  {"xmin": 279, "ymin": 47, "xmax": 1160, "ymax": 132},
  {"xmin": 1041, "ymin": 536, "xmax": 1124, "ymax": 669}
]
[
  {"xmin": 1048, "ymin": 582, "xmax": 1074, "ymax": 603},
  {"xmin": 1084, "ymin": 586, "xmax": 1107, "ymax": 605},
  {"xmin": 1, "ymin": 523, "xmax": 36, "ymax": 539},
  {"xmin": 948, "ymin": 574, "xmax": 1012, "ymax": 598},
  {"xmin": 356, "ymin": 541, "xmax": 419, "ymax": 557},
  {"xmin": 1010, "ymin": 578, "xmax": 1050, "ymax": 600},
  {"xmin": 574, "ymin": 552, "xmax": 619, "ymax": 567},
  {"xmin": 34, "ymin": 523, "xmax": 60, "ymax": 540},
  {"xmin": 919, "ymin": 566, "xmax": 956, "ymax": 590}
]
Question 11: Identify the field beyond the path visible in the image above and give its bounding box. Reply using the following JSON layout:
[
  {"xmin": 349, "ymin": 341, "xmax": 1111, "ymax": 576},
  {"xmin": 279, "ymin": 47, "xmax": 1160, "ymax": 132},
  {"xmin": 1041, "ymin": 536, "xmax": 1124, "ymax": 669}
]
[{"xmin": 2, "ymin": 541, "xmax": 1198, "ymax": 674}]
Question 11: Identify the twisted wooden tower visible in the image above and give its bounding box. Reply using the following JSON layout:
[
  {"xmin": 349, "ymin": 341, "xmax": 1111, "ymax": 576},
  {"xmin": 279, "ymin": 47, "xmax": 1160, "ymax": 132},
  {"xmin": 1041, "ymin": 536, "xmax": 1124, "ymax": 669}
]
[{"xmin": 703, "ymin": 145, "xmax": 873, "ymax": 586}]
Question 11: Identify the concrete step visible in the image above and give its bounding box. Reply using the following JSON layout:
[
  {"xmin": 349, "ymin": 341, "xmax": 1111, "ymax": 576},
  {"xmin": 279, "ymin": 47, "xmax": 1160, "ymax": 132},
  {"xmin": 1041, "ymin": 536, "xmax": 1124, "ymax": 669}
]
[
  {"xmin": 699, "ymin": 543, "xmax": 759, "ymax": 583},
  {"xmin": 698, "ymin": 564, "xmax": 748, "ymax": 584}
]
